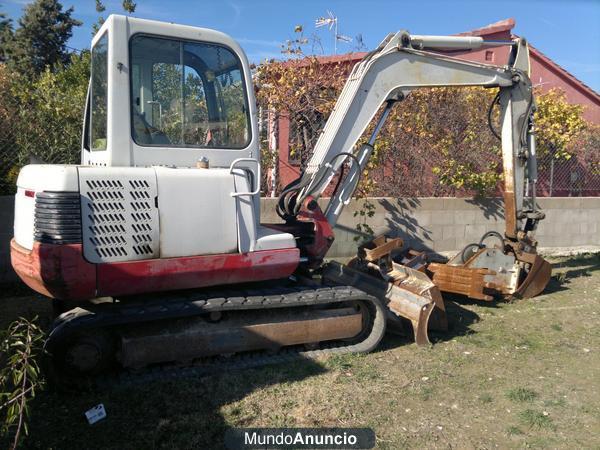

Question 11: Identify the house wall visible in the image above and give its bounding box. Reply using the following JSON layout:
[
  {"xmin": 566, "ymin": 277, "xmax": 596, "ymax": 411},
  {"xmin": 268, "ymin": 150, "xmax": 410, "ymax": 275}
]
[{"xmin": 451, "ymin": 29, "xmax": 600, "ymax": 123}]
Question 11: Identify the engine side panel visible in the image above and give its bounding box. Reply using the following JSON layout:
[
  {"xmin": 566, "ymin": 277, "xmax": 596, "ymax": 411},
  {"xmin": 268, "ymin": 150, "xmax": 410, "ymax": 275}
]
[
  {"xmin": 155, "ymin": 167, "xmax": 238, "ymax": 258},
  {"xmin": 79, "ymin": 167, "xmax": 160, "ymax": 263}
]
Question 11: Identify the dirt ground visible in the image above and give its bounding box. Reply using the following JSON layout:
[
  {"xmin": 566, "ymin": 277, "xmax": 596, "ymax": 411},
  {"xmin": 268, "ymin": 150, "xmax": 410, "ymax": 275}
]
[{"xmin": 1, "ymin": 254, "xmax": 598, "ymax": 449}]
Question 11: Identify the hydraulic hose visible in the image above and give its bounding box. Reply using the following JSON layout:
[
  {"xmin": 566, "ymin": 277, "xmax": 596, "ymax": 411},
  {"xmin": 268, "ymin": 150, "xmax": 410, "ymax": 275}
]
[
  {"xmin": 478, "ymin": 230, "xmax": 504, "ymax": 248},
  {"xmin": 487, "ymin": 91, "xmax": 502, "ymax": 140},
  {"xmin": 276, "ymin": 152, "xmax": 362, "ymax": 220}
]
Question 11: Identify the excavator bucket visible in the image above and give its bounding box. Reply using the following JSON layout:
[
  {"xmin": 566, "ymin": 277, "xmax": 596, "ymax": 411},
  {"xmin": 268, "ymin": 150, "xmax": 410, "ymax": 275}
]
[
  {"xmin": 514, "ymin": 254, "xmax": 552, "ymax": 299},
  {"xmin": 428, "ymin": 240, "xmax": 552, "ymax": 301},
  {"xmin": 323, "ymin": 236, "xmax": 447, "ymax": 346}
]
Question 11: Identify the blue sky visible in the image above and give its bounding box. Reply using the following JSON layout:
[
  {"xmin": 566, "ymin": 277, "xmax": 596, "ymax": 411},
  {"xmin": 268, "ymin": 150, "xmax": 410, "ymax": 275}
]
[{"xmin": 3, "ymin": 0, "xmax": 599, "ymax": 92}]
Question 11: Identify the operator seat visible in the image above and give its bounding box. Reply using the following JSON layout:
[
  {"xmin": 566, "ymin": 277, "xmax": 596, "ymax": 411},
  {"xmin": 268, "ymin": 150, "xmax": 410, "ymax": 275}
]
[{"xmin": 133, "ymin": 111, "xmax": 171, "ymax": 146}]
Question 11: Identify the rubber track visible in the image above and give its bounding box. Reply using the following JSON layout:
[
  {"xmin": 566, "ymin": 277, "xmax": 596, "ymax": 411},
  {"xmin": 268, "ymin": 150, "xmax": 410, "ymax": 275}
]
[{"xmin": 46, "ymin": 285, "xmax": 387, "ymax": 388}]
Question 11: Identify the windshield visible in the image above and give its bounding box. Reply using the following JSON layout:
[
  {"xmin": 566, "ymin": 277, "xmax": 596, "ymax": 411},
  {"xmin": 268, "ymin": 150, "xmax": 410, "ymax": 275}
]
[
  {"xmin": 130, "ymin": 35, "xmax": 251, "ymax": 149},
  {"xmin": 91, "ymin": 31, "xmax": 109, "ymax": 151}
]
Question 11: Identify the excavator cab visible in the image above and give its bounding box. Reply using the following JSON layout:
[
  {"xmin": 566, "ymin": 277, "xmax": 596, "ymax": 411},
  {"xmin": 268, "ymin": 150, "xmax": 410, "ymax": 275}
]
[{"xmin": 12, "ymin": 15, "xmax": 300, "ymax": 301}]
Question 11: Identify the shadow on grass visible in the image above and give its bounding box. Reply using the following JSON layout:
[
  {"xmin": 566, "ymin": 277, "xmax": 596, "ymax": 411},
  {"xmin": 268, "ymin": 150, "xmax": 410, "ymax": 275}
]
[
  {"xmin": 23, "ymin": 356, "xmax": 328, "ymax": 449},
  {"xmin": 544, "ymin": 254, "xmax": 600, "ymax": 295}
]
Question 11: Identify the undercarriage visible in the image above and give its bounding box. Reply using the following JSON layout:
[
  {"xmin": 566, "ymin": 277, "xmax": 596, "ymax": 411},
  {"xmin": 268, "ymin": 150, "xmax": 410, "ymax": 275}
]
[{"xmin": 46, "ymin": 282, "xmax": 388, "ymax": 387}]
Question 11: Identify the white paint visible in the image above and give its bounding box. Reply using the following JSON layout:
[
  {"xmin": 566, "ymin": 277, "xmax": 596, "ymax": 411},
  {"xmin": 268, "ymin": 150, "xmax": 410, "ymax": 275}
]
[
  {"xmin": 82, "ymin": 15, "xmax": 260, "ymax": 176},
  {"xmin": 255, "ymin": 226, "xmax": 296, "ymax": 251},
  {"xmin": 14, "ymin": 165, "xmax": 80, "ymax": 250},
  {"xmin": 16, "ymin": 165, "xmax": 79, "ymax": 192},
  {"xmin": 155, "ymin": 167, "xmax": 238, "ymax": 257},
  {"xmin": 79, "ymin": 167, "xmax": 160, "ymax": 263},
  {"xmin": 13, "ymin": 188, "xmax": 35, "ymax": 250}
]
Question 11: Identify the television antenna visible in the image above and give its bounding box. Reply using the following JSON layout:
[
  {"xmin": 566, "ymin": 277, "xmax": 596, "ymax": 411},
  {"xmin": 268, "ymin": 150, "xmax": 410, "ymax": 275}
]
[{"xmin": 315, "ymin": 11, "xmax": 351, "ymax": 54}]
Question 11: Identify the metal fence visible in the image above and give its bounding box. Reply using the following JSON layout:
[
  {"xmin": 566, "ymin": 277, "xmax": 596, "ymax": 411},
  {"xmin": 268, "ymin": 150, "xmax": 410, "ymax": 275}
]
[{"xmin": 0, "ymin": 75, "xmax": 82, "ymax": 196}]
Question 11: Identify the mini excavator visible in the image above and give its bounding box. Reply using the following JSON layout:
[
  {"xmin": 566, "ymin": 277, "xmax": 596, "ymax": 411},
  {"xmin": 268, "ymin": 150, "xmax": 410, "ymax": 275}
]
[{"xmin": 10, "ymin": 16, "xmax": 551, "ymax": 380}]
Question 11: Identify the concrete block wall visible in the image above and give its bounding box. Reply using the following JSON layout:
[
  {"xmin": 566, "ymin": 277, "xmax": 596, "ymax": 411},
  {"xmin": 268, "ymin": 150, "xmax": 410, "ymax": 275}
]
[
  {"xmin": 263, "ymin": 197, "xmax": 600, "ymax": 258},
  {"xmin": 1, "ymin": 195, "xmax": 599, "ymax": 282}
]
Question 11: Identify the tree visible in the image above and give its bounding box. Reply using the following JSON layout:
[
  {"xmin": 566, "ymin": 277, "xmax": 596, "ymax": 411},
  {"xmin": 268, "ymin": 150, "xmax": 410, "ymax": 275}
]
[
  {"xmin": 93, "ymin": 0, "xmax": 136, "ymax": 34},
  {"xmin": 534, "ymin": 88, "xmax": 586, "ymax": 160},
  {"xmin": 12, "ymin": 51, "xmax": 90, "ymax": 167},
  {"xmin": 257, "ymin": 49, "xmax": 592, "ymax": 198},
  {"xmin": 5, "ymin": 0, "xmax": 81, "ymax": 78},
  {"xmin": 0, "ymin": 6, "xmax": 13, "ymax": 62}
]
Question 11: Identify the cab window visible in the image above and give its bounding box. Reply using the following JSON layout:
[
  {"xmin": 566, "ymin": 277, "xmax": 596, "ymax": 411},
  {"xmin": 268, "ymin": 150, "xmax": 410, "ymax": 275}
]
[
  {"xmin": 130, "ymin": 35, "xmax": 250, "ymax": 149},
  {"xmin": 91, "ymin": 32, "xmax": 109, "ymax": 151}
]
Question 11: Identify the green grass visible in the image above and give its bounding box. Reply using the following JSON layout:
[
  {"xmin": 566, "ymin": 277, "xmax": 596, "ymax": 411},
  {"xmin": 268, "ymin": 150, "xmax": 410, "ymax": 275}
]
[
  {"xmin": 506, "ymin": 425, "xmax": 524, "ymax": 436},
  {"xmin": 544, "ymin": 398, "xmax": 567, "ymax": 408},
  {"xmin": 506, "ymin": 387, "xmax": 538, "ymax": 403},
  {"xmin": 479, "ymin": 393, "xmax": 493, "ymax": 404},
  {"xmin": 518, "ymin": 409, "xmax": 556, "ymax": 430}
]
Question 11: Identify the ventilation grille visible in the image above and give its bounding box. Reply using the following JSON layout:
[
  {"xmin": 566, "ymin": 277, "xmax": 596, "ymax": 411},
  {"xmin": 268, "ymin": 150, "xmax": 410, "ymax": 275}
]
[
  {"xmin": 128, "ymin": 179, "xmax": 155, "ymax": 256},
  {"xmin": 79, "ymin": 169, "xmax": 159, "ymax": 263},
  {"xmin": 34, "ymin": 192, "xmax": 82, "ymax": 244}
]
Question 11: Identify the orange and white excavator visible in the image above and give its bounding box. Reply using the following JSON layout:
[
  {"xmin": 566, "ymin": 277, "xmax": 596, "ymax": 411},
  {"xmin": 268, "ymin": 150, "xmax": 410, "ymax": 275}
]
[{"xmin": 10, "ymin": 15, "xmax": 550, "ymax": 381}]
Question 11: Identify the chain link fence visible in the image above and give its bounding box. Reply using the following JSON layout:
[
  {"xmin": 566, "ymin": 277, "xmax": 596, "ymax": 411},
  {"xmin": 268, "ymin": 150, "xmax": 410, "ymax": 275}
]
[{"xmin": 267, "ymin": 102, "xmax": 600, "ymax": 198}]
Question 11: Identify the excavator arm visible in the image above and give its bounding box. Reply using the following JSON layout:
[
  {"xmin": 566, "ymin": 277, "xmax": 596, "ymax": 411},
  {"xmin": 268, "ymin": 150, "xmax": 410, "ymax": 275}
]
[
  {"xmin": 278, "ymin": 31, "xmax": 550, "ymax": 300},
  {"xmin": 280, "ymin": 31, "xmax": 538, "ymax": 237}
]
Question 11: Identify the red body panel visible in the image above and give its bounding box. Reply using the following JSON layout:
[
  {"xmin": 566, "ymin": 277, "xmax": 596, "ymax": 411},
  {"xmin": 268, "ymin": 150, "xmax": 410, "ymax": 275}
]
[
  {"xmin": 10, "ymin": 239, "xmax": 300, "ymax": 301},
  {"xmin": 96, "ymin": 248, "xmax": 300, "ymax": 296},
  {"xmin": 11, "ymin": 240, "xmax": 96, "ymax": 300}
]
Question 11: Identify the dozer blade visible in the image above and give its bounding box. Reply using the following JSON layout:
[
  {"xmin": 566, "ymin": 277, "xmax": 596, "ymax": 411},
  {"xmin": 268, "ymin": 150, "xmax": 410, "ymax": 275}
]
[
  {"xmin": 322, "ymin": 261, "xmax": 447, "ymax": 346},
  {"xmin": 514, "ymin": 254, "xmax": 552, "ymax": 299}
]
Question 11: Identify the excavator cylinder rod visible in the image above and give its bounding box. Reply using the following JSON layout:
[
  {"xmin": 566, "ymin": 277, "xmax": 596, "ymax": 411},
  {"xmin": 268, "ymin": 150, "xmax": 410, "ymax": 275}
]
[{"xmin": 120, "ymin": 307, "xmax": 363, "ymax": 368}]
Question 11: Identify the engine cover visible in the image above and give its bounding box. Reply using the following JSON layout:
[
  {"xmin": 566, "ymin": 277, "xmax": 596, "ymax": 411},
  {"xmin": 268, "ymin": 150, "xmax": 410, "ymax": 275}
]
[{"xmin": 79, "ymin": 167, "xmax": 160, "ymax": 263}]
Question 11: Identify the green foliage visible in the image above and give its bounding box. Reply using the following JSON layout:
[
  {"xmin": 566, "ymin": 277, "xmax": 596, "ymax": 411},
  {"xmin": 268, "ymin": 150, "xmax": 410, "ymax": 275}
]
[
  {"xmin": 121, "ymin": 0, "xmax": 137, "ymax": 14},
  {"xmin": 0, "ymin": 52, "xmax": 90, "ymax": 193},
  {"xmin": 570, "ymin": 123, "xmax": 600, "ymax": 176},
  {"xmin": 257, "ymin": 49, "xmax": 591, "ymax": 198},
  {"xmin": 13, "ymin": 51, "xmax": 90, "ymax": 164},
  {"xmin": 93, "ymin": 0, "xmax": 136, "ymax": 35},
  {"xmin": 0, "ymin": 7, "xmax": 13, "ymax": 62},
  {"xmin": 432, "ymin": 159, "xmax": 501, "ymax": 196},
  {"xmin": 535, "ymin": 88, "xmax": 586, "ymax": 160},
  {"xmin": 0, "ymin": 317, "xmax": 45, "ymax": 449},
  {"xmin": 353, "ymin": 199, "xmax": 376, "ymax": 242},
  {"xmin": 95, "ymin": 0, "xmax": 106, "ymax": 13},
  {"xmin": 4, "ymin": 0, "xmax": 81, "ymax": 78},
  {"xmin": 518, "ymin": 409, "xmax": 555, "ymax": 430}
]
